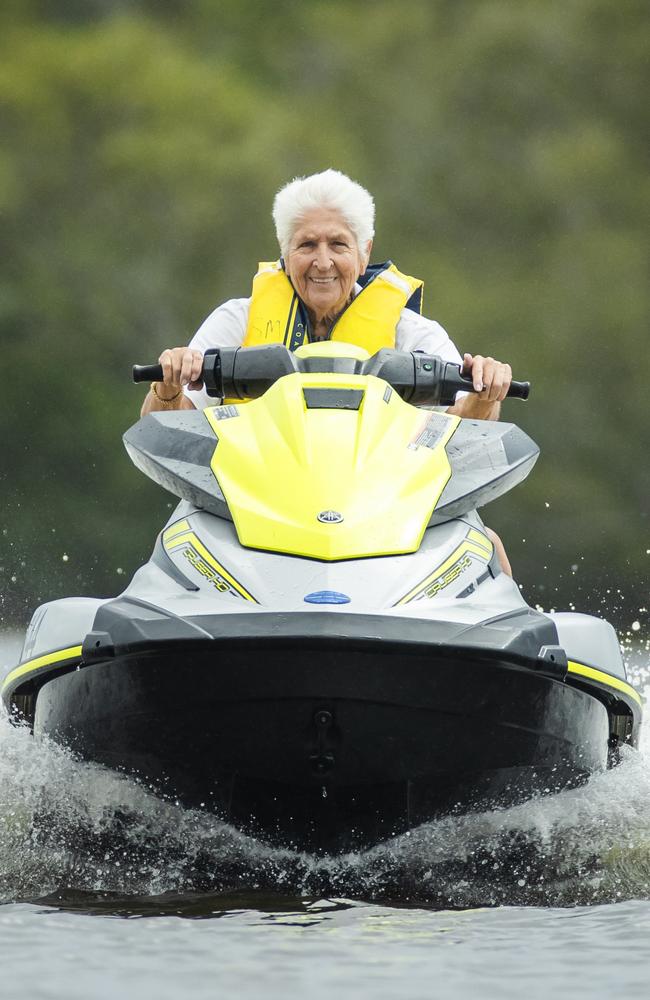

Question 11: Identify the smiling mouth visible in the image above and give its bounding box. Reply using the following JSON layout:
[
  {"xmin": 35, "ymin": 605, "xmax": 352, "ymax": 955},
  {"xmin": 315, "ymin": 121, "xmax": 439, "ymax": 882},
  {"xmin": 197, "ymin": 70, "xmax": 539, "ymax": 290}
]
[{"xmin": 309, "ymin": 276, "xmax": 337, "ymax": 284}]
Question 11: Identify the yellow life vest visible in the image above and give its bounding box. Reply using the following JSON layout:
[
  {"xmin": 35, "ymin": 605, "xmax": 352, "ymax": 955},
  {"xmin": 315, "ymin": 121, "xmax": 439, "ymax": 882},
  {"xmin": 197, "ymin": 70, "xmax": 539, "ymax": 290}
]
[{"xmin": 243, "ymin": 260, "xmax": 424, "ymax": 353}]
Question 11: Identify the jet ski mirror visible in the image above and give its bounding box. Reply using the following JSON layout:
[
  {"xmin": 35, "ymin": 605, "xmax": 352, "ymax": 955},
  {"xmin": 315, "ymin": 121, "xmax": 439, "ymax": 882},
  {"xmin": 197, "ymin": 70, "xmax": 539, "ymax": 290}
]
[{"xmin": 133, "ymin": 344, "xmax": 530, "ymax": 405}]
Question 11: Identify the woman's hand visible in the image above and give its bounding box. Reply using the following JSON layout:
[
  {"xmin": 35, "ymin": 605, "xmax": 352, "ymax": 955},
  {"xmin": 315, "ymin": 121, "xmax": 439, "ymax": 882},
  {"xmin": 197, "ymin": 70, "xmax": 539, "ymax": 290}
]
[
  {"xmin": 462, "ymin": 353, "xmax": 512, "ymax": 401},
  {"xmin": 446, "ymin": 353, "xmax": 512, "ymax": 421},
  {"xmin": 158, "ymin": 347, "xmax": 204, "ymax": 393},
  {"xmin": 141, "ymin": 347, "xmax": 203, "ymax": 415}
]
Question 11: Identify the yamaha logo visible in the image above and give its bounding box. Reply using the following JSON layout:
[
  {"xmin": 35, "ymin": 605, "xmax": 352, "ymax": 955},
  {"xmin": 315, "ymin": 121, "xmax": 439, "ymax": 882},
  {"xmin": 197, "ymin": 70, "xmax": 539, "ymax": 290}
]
[{"xmin": 317, "ymin": 510, "xmax": 344, "ymax": 524}]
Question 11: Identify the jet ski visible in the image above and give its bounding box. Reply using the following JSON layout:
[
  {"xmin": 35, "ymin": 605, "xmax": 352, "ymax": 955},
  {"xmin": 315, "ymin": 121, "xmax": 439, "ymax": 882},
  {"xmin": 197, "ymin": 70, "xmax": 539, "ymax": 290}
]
[{"xmin": 3, "ymin": 342, "xmax": 642, "ymax": 854}]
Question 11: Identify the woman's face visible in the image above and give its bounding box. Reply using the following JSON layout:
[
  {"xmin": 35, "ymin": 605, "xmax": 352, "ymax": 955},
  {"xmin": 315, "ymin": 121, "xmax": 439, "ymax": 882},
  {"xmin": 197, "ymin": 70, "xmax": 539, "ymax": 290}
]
[{"xmin": 285, "ymin": 207, "xmax": 370, "ymax": 323}]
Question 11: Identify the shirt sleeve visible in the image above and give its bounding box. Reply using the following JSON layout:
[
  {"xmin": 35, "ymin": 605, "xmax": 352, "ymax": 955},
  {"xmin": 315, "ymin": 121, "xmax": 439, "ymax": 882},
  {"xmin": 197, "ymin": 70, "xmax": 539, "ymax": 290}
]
[
  {"xmin": 395, "ymin": 310, "xmax": 468, "ymax": 403},
  {"xmin": 395, "ymin": 310, "xmax": 463, "ymax": 363},
  {"xmin": 184, "ymin": 298, "xmax": 250, "ymax": 409}
]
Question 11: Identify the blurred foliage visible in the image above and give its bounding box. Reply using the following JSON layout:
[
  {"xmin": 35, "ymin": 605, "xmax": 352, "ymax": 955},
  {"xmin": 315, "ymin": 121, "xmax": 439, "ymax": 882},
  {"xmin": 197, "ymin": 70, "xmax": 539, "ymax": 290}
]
[{"xmin": 0, "ymin": 0, "xmax": 648, "ymax": 629}]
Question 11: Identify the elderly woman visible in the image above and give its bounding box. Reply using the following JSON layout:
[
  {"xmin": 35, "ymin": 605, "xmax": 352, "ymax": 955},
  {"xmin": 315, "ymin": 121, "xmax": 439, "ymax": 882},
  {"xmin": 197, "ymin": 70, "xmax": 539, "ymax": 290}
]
[
  {"xmin": 142, "ymin": 168, "xmax": 513, "ymax": 569},
  {"xmin": 143, "ymin": 168, "xmax": 512, "ymax": 416}
]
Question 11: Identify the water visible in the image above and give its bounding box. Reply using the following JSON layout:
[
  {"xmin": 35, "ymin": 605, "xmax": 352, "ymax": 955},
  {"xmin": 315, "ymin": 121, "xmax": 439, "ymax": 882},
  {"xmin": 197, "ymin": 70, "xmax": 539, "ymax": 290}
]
[{"xmin": 1, "ymin": 630, "xmax": 650, "ymax": 999}]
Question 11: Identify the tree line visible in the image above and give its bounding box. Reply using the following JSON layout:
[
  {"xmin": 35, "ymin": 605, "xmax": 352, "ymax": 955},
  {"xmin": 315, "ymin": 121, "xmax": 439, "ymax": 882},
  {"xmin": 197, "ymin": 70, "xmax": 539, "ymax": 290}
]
[{"xmin": 1, "ymin": 0, "xmax": 647, "ymax": 631}]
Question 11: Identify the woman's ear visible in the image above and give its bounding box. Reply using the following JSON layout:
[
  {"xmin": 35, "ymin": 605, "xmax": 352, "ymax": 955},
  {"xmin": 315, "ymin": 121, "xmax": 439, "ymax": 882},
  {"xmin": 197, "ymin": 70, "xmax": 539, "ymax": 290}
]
[{"xmin": 359, "ymin": 239, "xmax": 373, "ymax": 275}]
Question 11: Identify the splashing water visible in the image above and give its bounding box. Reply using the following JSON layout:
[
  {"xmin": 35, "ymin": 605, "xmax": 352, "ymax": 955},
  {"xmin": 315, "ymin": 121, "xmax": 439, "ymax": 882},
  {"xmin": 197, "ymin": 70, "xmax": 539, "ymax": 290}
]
[
  {"xmin": 2, "ymin": 707, "xmax": 650, "ymax": 911},
  {"xmin": 1, "ymin": 618, "xmax": 648, "ymax": 912}
]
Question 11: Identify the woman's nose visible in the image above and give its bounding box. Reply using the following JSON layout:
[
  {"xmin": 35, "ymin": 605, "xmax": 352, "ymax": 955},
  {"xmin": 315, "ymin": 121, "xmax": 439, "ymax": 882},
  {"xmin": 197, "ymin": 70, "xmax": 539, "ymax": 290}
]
[{"xmin": 313, "ymin": 244, "xmax": 333, "ymax": 269}]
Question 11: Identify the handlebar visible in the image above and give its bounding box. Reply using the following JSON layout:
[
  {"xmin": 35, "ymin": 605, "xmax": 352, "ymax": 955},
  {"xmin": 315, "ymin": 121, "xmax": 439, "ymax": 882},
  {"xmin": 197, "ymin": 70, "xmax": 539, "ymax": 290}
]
[{"xmin": 133, "ymin": 345, "xmax": 530, "ymax": 407}]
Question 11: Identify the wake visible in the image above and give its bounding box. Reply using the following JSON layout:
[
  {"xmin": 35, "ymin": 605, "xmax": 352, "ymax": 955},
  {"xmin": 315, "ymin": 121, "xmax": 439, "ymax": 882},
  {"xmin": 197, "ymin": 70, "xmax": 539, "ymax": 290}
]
[{"xmin": 2, "ymin": 709, "xmax": 650, "ymax": 910}]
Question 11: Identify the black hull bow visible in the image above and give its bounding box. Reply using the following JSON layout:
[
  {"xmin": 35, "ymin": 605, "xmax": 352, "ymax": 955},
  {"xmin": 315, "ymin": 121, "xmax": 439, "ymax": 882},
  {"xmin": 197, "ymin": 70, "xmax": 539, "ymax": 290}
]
[{"xmin": 32, "ymin": 620, "xmax": 610, "ymax": 855}]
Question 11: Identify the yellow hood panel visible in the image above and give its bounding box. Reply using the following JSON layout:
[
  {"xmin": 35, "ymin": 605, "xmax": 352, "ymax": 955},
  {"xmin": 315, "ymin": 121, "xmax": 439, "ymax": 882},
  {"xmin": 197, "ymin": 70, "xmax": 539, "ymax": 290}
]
[{"xmin": 204, "ymin": 373, "xmax": 458, "ymax": 561}]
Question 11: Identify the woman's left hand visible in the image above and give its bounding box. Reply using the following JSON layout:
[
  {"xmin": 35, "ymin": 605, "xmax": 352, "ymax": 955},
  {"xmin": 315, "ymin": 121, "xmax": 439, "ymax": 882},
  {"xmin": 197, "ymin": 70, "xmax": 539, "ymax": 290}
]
[{"xmin": 462, "ymin": 353, "xmax": 512, "ymax": 402}]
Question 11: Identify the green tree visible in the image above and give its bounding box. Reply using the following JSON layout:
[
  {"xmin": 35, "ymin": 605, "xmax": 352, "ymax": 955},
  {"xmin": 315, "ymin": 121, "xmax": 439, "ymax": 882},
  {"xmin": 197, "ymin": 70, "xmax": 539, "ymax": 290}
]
[{"xmin": 1, "ymin": 0, "xmax": 647, "ymax": 632}]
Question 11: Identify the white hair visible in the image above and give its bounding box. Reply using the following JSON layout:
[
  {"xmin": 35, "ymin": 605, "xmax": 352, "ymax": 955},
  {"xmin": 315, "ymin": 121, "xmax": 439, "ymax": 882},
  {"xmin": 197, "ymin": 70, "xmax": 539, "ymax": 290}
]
[{"xmin": 272, "ymin": 169, "xmax": 375, "ymax": 257}]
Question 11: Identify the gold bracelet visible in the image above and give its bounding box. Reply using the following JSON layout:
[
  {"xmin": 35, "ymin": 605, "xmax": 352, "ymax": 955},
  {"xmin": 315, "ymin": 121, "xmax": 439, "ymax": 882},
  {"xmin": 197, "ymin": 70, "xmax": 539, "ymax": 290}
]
[{"xmin": 150, "ymin": 382, "xmax": 182, "ymax": 407}]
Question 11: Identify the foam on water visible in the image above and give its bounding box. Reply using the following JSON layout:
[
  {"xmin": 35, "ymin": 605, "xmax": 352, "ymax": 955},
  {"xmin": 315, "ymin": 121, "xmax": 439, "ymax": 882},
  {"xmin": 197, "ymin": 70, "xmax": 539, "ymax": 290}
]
[
  {"xmin": 2, "ymin": 714, "xmax": 650, "ymax": 910},
  {"xmin": 1, "ymin": 626, "xmax": 648, "ymax": 911}
]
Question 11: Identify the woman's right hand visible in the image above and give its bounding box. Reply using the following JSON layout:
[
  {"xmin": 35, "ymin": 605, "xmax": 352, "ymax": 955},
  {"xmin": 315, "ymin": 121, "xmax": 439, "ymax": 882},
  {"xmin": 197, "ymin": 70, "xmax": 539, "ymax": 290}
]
[
  {"xmin": 141, "ymin": 347, "xmax": 204, "ymax": 415},
  {"xmin": 157, "ymin": 347, "xmax": 204, "ymax": 391}
]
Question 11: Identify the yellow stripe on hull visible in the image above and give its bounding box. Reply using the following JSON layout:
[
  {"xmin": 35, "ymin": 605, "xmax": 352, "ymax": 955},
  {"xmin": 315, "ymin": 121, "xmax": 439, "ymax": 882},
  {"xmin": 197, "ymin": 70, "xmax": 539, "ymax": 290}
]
[
  {"xmin": 2, "ymin": 644, "xmax": 83, "ymax": 695},
  {"xmin": 466, "ymin": 528, "xmax": 493, "ymax": 557},
  {"xmin": 162, "ymin": 519, "xmax": 191, "ymax": 542},
  {"xmin": 395, "ymin": 530, "xmax": 494, "ymax": 605},
  {"xmin": 567, "ymin": 659, "xmax": 643, "ymax": 708},
  {"xmin": 165, "ymin": 529, "xmax": 258, "ymax": 602}
]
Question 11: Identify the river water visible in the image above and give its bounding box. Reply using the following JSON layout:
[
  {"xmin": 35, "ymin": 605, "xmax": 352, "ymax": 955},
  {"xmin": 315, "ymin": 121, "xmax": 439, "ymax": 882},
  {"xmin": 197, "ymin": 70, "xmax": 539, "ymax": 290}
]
[{"xmin": 1, "ymin": 630, "xmax": 650, "ymax": 999}]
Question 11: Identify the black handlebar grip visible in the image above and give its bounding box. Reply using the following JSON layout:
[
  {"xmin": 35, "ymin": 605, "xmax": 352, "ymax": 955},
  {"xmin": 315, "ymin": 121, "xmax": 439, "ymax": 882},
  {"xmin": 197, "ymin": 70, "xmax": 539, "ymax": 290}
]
[
  {"xmin": 133, "ymin": 364, "xmax": 164, "ymax": 383},
  {"xmin": 457, "ymin": 369, "xmax": 531, "ymax": 400},
  {"xmin": 507, "ymin": 380, "xmax": 530, "ymax": 400}
]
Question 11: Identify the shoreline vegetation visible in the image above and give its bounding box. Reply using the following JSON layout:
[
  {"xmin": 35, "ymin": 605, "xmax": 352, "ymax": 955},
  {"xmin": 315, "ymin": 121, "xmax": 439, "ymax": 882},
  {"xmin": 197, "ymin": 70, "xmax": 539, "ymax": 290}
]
[{"xmin": 0, "ymin": 1, "xmax": 647, "ymax": 632}]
